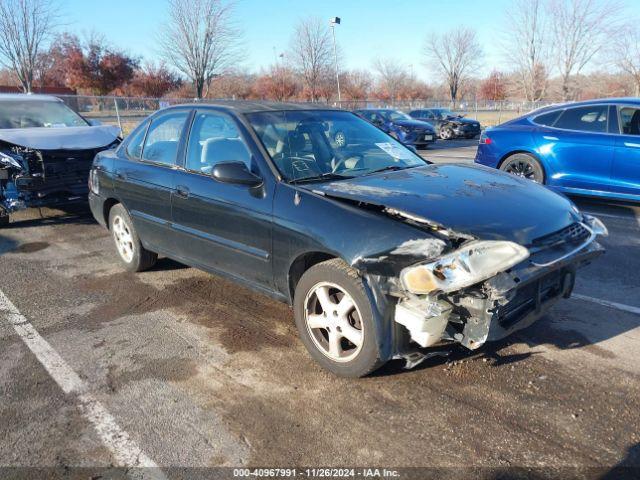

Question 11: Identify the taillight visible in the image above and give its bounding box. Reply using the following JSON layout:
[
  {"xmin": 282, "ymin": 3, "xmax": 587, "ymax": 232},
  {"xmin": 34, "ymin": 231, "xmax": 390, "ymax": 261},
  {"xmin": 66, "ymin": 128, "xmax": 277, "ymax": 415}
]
[{"xmin": 479, "ymin": 134, "xmax": 492, "ymax": 145}]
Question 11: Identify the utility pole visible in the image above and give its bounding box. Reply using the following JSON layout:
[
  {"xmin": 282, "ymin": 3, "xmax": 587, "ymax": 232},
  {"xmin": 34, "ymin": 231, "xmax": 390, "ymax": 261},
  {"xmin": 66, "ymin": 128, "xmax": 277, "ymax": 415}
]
[{"xmin": 329, "ymin": 17, "xmax": 341, "ymax": 104}]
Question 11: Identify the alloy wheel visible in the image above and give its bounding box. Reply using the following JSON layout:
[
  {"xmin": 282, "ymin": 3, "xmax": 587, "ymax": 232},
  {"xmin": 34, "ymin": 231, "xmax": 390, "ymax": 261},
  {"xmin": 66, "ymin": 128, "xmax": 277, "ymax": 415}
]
[
  {"xmin": 112, "ymin": 215, "xmax": 135, "ymax": 263},
  {"xmin": 440, "ymin": 127, "xmax": 453, "ymax": 140},
  {"xmin": 304, "ymin": 282, "xmax": 364, "ymax": 362},
  {"xmin": 334, "ymin": 131, "xmax": 346, "ymax": 148},
  {"xmin": 503, "ymin": 158, "xmax": 542, "ymax": 183}
]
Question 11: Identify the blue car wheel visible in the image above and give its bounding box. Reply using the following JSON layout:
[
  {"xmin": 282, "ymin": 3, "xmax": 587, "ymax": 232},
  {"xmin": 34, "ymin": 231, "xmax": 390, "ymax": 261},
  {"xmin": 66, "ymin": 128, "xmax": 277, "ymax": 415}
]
[{"xmin": 499, "ymin": 153, "xmax": 545, "ymax": 184}]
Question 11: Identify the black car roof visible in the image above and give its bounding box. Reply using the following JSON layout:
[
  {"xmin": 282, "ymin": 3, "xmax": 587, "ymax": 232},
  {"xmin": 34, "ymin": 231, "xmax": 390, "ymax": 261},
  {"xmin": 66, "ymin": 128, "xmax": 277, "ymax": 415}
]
[{"xmin": 164, "ymin": 100, "xmax": 339, "ymax": 114}]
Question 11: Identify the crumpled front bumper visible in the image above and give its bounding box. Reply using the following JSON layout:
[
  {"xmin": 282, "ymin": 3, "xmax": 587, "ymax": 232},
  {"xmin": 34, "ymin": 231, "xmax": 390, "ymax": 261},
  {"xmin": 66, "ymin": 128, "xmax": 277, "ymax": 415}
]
[
  {"xmin": 450, "ymin": 238, "xmax": 603, "ymax": 349},
  {"xmin": 391, "ymin": 233, "xmax": 604, "ymax": 359}
]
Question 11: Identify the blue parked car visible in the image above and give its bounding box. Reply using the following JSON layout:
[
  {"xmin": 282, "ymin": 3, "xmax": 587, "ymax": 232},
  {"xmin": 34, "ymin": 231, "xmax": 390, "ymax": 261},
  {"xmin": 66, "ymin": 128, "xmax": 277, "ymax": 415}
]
[
  {"xmin": 475, "ymin": 98, "xmax": 640, "ymax": 202},
  {"xmin": 354, "ymin": 109, "xmax": 436, "ymax": 149}
]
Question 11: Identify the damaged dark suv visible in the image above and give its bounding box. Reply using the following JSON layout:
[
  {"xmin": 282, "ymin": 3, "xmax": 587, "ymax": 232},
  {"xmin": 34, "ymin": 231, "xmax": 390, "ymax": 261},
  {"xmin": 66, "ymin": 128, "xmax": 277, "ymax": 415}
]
[
  {"xmin": 89, "ymin": 102, "xmax": 606, "ymax": 377},
  {"xmin": 0, "ymin": 94, "xmax": 121, "ymax": 225}
]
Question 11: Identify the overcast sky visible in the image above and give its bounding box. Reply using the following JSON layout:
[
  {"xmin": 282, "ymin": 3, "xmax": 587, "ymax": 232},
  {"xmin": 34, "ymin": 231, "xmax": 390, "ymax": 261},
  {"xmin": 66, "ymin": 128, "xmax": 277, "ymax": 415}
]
[{"xmin": 63, "ymin": 0, "xmax": 640, "ymax": 81}]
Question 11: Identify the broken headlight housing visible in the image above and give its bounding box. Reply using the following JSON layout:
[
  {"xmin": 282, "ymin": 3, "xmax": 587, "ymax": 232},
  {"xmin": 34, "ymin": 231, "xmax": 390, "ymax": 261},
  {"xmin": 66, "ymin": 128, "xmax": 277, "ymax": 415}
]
[
  {"xmin": 400, "ymin": 240, "xmax": 530, "ymax": 295},
  {"xmin": 583, "ymin": 214, "xmax": 608, "ymax": 237}
]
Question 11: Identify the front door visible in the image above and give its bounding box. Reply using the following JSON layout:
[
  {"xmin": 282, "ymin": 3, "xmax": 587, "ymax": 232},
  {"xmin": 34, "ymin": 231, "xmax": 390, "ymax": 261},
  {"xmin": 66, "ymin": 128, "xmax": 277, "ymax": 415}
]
[
  {"xmin": 170, "ymin": 109, "xmax": 274, "ymax": 287},
  {"xmin": 611, "ymin": 105, "xmax": 640, "ymax": 197},
  {"xmin": 114, "ymin": 109, "xmax": 191, "ymax": 253}
]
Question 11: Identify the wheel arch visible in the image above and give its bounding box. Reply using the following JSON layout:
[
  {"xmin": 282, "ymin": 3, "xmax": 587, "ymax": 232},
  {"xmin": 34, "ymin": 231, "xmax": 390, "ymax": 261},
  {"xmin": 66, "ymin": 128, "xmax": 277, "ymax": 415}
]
[
  {"xmin": 103, "ymin": 197, "xmax": 123, "ymax": 230},
  {"xmin": 287, "ymin": 251, "xmax": 338, "ymax": 304},
  {"xmin": 498, "ymin": 150, "xmax": 548, "ymax": 182}
]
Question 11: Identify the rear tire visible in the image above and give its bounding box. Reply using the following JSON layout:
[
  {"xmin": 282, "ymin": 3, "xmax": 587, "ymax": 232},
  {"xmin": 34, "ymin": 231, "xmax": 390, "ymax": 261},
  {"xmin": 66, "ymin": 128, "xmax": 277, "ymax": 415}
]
[
  {"xmin": 0, "ymin": 214, "xmax": 8, "ymax": 227},
  {"xmin": 108, "ymin": 204, "xmax": 157, "ymax": 272},
  {"xmin": 293, "ymin": 258, "xmax": 385, "ymax": 378},
  {"xmin": 500, "ymin": 153, "xmax": 545, "ymax": 184}
]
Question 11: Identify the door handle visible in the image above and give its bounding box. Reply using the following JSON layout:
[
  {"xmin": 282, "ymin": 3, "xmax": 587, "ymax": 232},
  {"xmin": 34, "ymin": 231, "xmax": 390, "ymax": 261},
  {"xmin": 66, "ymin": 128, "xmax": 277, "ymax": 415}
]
[
  {"xmin": 175, "ymin": 185, "xmax": 190, "ymax": 198},
  {"xmin": 114, "ymin": 169, "xmax": 126, "ymax": 180},
  {"xmin": 624, "ymin": 142, "xmax": 640, "ymax": 148}
]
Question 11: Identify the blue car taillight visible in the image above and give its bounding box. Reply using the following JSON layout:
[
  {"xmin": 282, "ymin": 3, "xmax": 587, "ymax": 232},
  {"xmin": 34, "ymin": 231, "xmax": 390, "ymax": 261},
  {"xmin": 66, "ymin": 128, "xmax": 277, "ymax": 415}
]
[{"xmin": 479, "ymin": 133, "xmax": 492, "ymax": 144}]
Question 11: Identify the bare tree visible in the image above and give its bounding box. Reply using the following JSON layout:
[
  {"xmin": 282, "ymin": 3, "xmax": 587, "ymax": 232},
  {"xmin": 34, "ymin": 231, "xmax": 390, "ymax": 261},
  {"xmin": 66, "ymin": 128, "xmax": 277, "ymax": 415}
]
[
  {"xmin": 612, "ymin": 23, "xmax": 640, "ymax": 96},
  {"xmin": 503, "ymin": 0, "xmax": 548, "ymax": 102},
  {"xmin": 423, "ymin": 26, "xmax": 483, "ymax": 106},
  {"xmin": 159, "ymin": 0, "xmax": 243, "ymax": 99},
  {"xmin": 550, "ymin": 0, "xmax": 622, "ymax": 101},
  {"xmin": 372, "ymin": 58, "xmax": 411, "ymax": 101},
  {"xmin": 0, "ymin": 0, "xmax": 58, "ymax": 92},
  {"xmin": 288, "ymin": 17, "xmax": 333, "ymax": 102}
]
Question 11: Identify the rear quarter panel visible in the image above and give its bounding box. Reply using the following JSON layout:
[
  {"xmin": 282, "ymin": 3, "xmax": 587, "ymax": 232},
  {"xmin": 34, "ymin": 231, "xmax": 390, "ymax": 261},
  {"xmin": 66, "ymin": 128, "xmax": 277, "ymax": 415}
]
[{"xmin": 476, "ymin": 124, "xmax": 540, "ymax": 169}]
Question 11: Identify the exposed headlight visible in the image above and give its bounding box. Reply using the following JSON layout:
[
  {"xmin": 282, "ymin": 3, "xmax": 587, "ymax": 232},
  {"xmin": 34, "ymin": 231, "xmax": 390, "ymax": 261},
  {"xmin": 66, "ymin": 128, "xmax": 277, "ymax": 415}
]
[
  {"xmin": 400, "ymin": 240, "xmax": 530, "ymax": 294},
  {"xmin": 583, "ymin": 214, "xmax": 608, "ymax": 237}
]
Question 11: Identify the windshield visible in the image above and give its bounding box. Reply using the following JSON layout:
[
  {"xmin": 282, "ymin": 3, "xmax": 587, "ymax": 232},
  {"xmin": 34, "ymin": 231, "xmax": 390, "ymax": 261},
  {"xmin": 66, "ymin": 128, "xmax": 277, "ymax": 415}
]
[
  {"xmin": 386, "ymin": 110, "xmax": 412, "ymax": 121},
  {"xmin": 437, "ymin": 109, "xmax": 455, "ymax": 118},
  {"xmin": 246, "ymin": 110, "xmax": 427, "ymax": 182},
  {"xmin": 0, "ymin": 100, "xmax": 88, "ymax": 129}
]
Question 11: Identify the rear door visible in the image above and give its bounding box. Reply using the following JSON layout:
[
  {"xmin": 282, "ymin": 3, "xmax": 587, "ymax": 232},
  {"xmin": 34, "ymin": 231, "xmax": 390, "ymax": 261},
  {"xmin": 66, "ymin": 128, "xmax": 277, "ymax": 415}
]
[
  {"xmin": 170, "ymin": 109, "xmax": 274, "ymax": 287},
  {"xmin": 113, "ymin": 108, "xmax": 191, "ymax": 253},
  {"xmin": 610, "ymin": 104, "xmax": 640, "ymax": 196},
  {"xmin": 536, "ymin": 104, "xmax": 615, "ymax": 191}
]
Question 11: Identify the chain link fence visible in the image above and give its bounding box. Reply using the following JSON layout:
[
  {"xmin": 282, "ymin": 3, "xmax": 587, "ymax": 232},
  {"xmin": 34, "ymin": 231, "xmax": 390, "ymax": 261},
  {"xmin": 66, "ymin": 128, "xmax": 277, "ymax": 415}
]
[{"xmin": 56, "ymin": 94, "xmax": 555, "ymax": 135}]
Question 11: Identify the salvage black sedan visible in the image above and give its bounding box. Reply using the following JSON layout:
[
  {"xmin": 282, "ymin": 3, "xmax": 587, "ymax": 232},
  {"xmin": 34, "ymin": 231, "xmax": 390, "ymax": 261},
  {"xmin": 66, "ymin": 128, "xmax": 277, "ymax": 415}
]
[
  {"xmin": 409, "ymin": 108, "xmax": 481, "ymax": 139},
  {"xmin": 89, "ymin": 102, "xmax": 606, "ymax": 377},
  {"xmin": 0, "ymin": 94, "xmax": 121, "ymax": 225}
]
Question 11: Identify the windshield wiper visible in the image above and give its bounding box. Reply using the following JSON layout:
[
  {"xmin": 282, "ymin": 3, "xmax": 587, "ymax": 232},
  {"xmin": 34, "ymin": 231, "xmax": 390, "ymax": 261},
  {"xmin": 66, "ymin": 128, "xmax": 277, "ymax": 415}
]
[
  {"xmin": 290, "ymin": 172, "xmax": 355, "ymax": 184},
  {"xmin": 365, "ymin": 165, "xmax": 412, "ymax": 176}
]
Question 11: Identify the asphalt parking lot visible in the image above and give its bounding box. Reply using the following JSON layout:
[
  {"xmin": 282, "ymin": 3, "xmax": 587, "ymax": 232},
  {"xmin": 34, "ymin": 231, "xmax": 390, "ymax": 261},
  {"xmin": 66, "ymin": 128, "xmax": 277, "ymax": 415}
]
[{"xmin": 1, "ymin": 139, "xmax": 639, "ymax": 478}]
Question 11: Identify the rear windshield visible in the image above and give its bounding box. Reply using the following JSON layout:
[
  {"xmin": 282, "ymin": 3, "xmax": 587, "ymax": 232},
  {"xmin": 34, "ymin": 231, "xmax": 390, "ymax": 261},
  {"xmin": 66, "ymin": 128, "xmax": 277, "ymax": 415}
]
[{"xmin": 0, "ymin": 100, "xmax": 88, "ymax": 129}]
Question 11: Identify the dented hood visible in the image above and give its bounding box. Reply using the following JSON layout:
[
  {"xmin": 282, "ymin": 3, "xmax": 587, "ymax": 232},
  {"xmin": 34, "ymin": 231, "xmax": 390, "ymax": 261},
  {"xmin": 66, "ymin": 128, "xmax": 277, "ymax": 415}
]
[
  {"xmin": 0, "ymin": 125, "xmax": 120, "ymax": 150},
  {"xmin": 308, "ymin": 164, "xmax": 580, "ymax": 245}
]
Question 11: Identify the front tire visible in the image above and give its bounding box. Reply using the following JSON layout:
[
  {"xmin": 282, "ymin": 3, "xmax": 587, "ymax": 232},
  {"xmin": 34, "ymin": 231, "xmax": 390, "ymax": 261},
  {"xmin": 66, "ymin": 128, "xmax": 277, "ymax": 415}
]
[
  {"xmin": 439, "ymin": 126, "xmax": 454, "ymax": 140},
  {"xmin": 108, "ymin": 204, "xmax": 157, "ymax": 272},
  {"xmin": 293, "ymin": 259, "xmax": 384, "ymax": 377},
  {"xmin": 0, "ymin": 213, "xmax": 8, "ymax": 227},
  {"xmin": 500, "ymin": 153, "xmax": 545, "ymax": 184}
]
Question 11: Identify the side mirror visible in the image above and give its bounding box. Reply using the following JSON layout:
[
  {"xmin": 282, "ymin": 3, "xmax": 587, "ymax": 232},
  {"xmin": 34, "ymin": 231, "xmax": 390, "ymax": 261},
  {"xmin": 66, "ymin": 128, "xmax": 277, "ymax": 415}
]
[
  {"xmin": 88, "ymin": 118, "xmax": 102, "ymax": 126},
  {"xmin": 212, "ymin": 161, "xmax": 262, "ymax": 187}
]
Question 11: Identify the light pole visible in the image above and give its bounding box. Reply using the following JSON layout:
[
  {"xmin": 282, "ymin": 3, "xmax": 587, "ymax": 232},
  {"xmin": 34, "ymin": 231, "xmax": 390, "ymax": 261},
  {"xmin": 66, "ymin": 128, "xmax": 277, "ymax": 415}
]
[{"xmin": 329, "ymin": 17, "xmax": 341, "ymax": 104}]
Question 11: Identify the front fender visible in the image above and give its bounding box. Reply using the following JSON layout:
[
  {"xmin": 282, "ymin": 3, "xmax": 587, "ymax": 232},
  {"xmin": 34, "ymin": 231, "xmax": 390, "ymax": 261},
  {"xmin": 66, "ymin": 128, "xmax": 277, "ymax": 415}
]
[{"xmin": 271, "ymin": 182, "xmax": 446, "ymax": 298}]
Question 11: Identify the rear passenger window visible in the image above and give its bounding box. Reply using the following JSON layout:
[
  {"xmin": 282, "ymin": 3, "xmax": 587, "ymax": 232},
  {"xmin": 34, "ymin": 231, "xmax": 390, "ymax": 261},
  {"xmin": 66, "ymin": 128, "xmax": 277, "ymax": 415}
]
[
  {"xmin": 620, "ymin": 107, "xmax": 640, "ymax": 136},
  {"xmin": 141, "ymin": 111, "xmax": 189, "ymax": 165},
  {"xmin": 554, "ymin": 106, "xmax": 608, "ymax": 133},
  {"xmin": 125, "ymin": 121, "xmax": 148, "ymax": 159},
  {"xmin": 186, "ymin": 111, "xmax": 251, "ymax": 174},
  {"xmin": 533, "ymin": 110, "xmax": 561, "ymax": 127}
]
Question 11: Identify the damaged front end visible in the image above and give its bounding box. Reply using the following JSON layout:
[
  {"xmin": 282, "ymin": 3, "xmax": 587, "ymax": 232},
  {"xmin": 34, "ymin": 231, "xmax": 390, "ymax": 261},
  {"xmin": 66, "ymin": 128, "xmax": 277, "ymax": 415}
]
[
  {"xmin": 355, "ymin": 211, "xmax": 607, "ymax": 368},
  {"xmin": 0, "ymin": 140, "xmax": 119, "ymax": 220}
]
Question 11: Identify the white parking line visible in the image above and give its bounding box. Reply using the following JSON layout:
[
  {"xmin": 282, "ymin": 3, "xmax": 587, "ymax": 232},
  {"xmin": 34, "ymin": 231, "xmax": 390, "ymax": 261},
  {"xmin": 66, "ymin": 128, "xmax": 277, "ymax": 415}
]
[
  {"xmin": 581, "ymin": 211, "xmax": 633, "ymax": 220},
  {"xmin": 572, "ymin": 293, "xmax": 640, "ymax": 316},
  {"xmin": 0, "ymin": 289, "xmax": 165, "ymax": 479}
]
